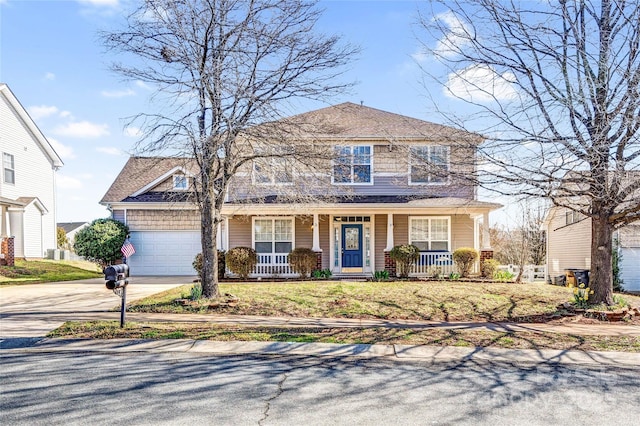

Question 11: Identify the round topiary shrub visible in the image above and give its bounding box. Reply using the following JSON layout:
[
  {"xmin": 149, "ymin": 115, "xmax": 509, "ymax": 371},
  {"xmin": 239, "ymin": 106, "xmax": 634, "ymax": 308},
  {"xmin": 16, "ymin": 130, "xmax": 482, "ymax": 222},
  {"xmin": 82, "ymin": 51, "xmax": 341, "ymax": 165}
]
[
  {"xmin": 288, "ymin": 247, "xmax": 317, "ymax": 278},
  {"xmin": 73, "ymin": 218, "xmax": 129, "ymax": 269},
  {"xmin": 389, "ymin": 244, "xmax": 420, "ymax": 278},
  {"xmin": 225, "ymin": 246, "xmax": 258, "ymax": 280},
  {"xmin": 452, "ymin": 247, "xmax": 478, "ymax": 278},
  {"xmin": 481, "ymin": 258, "xmax": 500, "ymax": 279},
  {"xmin": 193, "ymin": 250, "xmax": 226, "ymax": 281}
]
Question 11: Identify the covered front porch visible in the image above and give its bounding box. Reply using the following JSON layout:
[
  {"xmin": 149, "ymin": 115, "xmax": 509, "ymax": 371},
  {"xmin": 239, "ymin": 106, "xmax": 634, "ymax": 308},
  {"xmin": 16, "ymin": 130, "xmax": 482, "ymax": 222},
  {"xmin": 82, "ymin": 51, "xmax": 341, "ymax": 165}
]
[{"xmin": 220, "ymin": 198, "xmax": 500, "ymax": 278}]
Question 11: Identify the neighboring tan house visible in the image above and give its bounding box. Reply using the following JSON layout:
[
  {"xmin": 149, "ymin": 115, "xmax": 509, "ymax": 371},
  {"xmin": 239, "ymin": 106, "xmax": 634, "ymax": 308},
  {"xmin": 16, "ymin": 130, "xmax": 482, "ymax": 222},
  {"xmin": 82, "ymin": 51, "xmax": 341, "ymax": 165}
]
[
  {"xmin": 543, "ymin": 206, "xmax": 640, "ymax": 292},
  {"xmin": 57, "ymin": 221, "xmax": 90, "ymax": 249},
  {"xmin": 0, "ymin": 83, "xmax": 63, "ymax": 263},
  {"xmin": 100, "ymin": 103, "xmax": 501, "ymax": 276}
]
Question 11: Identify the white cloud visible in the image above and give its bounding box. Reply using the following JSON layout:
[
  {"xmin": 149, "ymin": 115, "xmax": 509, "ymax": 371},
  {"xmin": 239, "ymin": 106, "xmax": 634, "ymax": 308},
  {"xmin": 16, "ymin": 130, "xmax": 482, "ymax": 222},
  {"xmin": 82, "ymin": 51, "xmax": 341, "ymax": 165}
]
[
  {"xmin": 59, "ymin": 110, "xmax": 73, "ymax": 119},
  {"xmin": 48, "ymin": 137, "xmax": 76, "ymax": 160},
  {"xmin": 96, "ymin": 146, "xmax": 124, "ymax": 156},
  {"xmin": 53, "ymin": 121, "xmax": 110, "ymax": 138},
  {"xmin": 123, "ymin": 126, "xmax": 142, "ymax": 138},
  {"xmin": 433, "ymin": 11, "xmax": 472, "ymax": 59},
  {"xmin": 28, "ymin": 105, "xmax": 59, "ymax": 120},
  {"xmin": 57, "ymin": 174, "xmax": 83, "ymax": 189},
  {"xmin": 101, "ymin": 88, "xmax": 135, "ymax": 98},
  {"xmin": 445, "ymin": 64, "xmax": 518, "ymax": 102},
  {"xmin": 135, "ymin": 80, "xmax": 152, "ymax": 90},
  {"xmin": 44, "ymin": 72, "xmax": 56, "ymax": 81},
  {"xmin": 76, "ymin": 0, "xmax": 119, "ymax": 6}
]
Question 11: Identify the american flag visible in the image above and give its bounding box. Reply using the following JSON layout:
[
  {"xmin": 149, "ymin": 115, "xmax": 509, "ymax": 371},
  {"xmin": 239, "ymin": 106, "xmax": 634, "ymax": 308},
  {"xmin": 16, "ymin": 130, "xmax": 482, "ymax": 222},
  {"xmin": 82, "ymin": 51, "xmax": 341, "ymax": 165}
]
[{"xmin": 121, "ymin": 239, "xmax": 136, "ymax": 258}]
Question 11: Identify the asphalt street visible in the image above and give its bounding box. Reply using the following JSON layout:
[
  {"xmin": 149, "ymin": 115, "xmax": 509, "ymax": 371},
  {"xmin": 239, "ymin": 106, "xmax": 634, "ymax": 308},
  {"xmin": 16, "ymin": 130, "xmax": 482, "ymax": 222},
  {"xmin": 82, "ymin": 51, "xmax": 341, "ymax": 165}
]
[{"xmin": 1, "ymin": 351, "xmax": 639, "ymax": 426}]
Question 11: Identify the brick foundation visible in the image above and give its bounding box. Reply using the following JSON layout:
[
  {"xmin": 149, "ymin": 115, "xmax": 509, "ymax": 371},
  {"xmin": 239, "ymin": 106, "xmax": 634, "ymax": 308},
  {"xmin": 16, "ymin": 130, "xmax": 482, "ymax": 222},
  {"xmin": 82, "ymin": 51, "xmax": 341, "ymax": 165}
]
[
  {"xmin": 384, "ymin": 251, "xmax": 396, "ymax": 276},
  {"xmin": 480, "ymin": 250, "xmax": 494, "ymax": 263},
  {"xmin": 1, "ymin": 237, "xmax": 15, "ymax": 266},
  {"xmin": 315, "ymin": 251, "xmax": 322, "ymax": 270}
]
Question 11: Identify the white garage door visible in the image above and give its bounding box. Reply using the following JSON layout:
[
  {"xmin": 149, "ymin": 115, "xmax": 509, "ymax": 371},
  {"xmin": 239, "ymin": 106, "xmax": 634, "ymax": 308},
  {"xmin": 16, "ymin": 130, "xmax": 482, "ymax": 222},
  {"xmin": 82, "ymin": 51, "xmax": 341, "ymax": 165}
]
[
  {"xmin": 621, "ymin": 247, "xmax": 640, "ymax": 292},
  {"xmin": 127, "ymin": 231, "xmax": 201, "ymax": 276}
]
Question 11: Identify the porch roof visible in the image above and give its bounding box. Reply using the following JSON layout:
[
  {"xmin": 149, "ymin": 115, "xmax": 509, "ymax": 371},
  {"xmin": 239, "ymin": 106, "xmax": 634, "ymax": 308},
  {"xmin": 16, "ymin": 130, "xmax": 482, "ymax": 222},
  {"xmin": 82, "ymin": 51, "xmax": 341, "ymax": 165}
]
[{"xmin": 223, "ymin": 195, "xmax": 502, "ymax": 215}]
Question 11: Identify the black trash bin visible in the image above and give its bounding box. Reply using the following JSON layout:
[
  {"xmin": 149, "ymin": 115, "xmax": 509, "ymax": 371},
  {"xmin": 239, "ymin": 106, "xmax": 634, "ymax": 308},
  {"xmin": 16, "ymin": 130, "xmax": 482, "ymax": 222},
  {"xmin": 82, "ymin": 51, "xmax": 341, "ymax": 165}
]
[{"xmin": 573, "ymin": 269, "xmax": 589, "ymax": 286}]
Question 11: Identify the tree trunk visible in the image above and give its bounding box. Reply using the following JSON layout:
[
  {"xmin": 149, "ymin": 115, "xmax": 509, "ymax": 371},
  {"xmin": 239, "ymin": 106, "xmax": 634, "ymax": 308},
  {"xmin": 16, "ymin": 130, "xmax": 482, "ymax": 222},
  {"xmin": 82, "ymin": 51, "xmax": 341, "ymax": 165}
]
[
  {"xmin": 590, "ymin": 215, "xmax": 614, "ymax": 305},
  {"xmin": 200, "ymin": 196, "xmax": 220, "ymax": 299}
]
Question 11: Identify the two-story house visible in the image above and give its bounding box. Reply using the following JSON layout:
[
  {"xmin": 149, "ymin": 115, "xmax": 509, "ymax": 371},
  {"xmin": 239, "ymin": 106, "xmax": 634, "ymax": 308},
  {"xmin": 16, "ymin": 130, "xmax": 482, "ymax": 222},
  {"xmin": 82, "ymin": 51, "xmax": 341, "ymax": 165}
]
[
  {"xmin": 0, "ymin": 83, "xmax": 63, "ymax": 263},
  {"xmin": 100, "ymin": 103, "xmax": 501, "ymax": 276}
]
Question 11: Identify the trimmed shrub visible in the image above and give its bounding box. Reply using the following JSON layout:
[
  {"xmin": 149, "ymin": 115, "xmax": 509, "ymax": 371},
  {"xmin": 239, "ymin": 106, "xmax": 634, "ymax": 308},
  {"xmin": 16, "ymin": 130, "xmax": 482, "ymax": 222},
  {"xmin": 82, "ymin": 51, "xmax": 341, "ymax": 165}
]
[
  {"xmin": 389, "ymin": 244, "xmax": 420, "ymax": 278},
  {"xmin": 225, "ymin": 247, "xmax": 258, "ymax": 279},
  {"xmin": 193, "ymin": 250, "xmax": 226, "ymax": 281},
  {"xmin": 73, "ymin": 218, "xmax": 129, "ymax": 269},
  {"xmin": 481, "ymin": 258, "xmax": 500, "ymax": 279},
  {"xmin": 288, "ymin": 247, "xmax": 317, "ymax": 278},
  {"xmin": 452, "ymin": 247, "xmax": 478, "ymax": 278}
]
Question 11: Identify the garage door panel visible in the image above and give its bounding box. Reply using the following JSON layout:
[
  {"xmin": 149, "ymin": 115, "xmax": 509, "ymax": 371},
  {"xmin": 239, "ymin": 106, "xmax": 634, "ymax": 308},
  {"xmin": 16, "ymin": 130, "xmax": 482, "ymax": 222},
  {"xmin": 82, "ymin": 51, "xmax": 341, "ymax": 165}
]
[
  {"xmin": 621, "ymin": 247, "xmax": 640, "ymax": 292},
  {"xmin": 127, "ymin": 231, "xmax": 201, "ymax": 276}
]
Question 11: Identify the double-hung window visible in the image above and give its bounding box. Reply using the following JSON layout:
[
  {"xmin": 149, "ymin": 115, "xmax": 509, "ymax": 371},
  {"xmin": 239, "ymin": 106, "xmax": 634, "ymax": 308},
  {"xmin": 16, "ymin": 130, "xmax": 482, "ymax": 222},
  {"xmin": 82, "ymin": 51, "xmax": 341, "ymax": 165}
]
[
  {"xmin": 333, "ymin": 145, "xmax": 372, "ymax": 184},
  {"xmin": 3, "ymin": 153, "xmax": 15, "ymax": 184},
  {"xmin": 254, "ymin": 218, "xmax": 293, "ymax": 254},
  {"xmin": 173, "ymin": 174, "xmax": 188, "ymax": 190},
  {"xmin": 253, "ymin": 148, "xmax": 294, "ymax": 185},
  {"xmin": 409, "ymin": 145, "xmax": 449, "ymax": 184},
  {"xmin": 410, "ymin": 217, "xmax": 450, "ymax": 251}
]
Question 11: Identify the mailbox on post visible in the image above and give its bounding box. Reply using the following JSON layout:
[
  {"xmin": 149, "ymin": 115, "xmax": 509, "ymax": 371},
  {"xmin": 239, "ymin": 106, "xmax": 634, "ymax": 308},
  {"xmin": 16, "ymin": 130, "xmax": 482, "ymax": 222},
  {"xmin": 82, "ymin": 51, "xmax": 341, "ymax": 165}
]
[
  {"xmin": 104, "ymin": 264, "xmax": 129, "ymax": 289},
  {"xmin": 104, "ymin": 264, "xmax": 130, "ymax": 328}
]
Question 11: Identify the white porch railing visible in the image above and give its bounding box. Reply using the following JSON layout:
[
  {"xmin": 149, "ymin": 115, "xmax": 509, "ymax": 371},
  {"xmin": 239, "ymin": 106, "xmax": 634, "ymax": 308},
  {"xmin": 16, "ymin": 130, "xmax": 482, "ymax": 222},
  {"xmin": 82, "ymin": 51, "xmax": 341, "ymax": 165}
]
[
  {"xmin": 253, "ymin": 253, "xmax": 295, "ymax": 277},
  {"xmin": 411, "ymin": 252, "xmax": 456, "ymax": 276},
  {"xmin": 498, "ymin": 264, "xmax": 547, "ymax": 283}
]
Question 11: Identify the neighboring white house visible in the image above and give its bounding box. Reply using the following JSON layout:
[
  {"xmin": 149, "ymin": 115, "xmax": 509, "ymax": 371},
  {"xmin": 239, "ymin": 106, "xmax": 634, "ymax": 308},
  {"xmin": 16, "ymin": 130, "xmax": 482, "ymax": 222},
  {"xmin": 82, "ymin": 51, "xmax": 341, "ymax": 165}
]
[
  {"xmin": 543, "ymin": 206, "xmax": 640, "ymax": 292},
  {"xmin": 0, "ymin": 83, "xmax": 63, "ymax": 259},
  {"xmin": 57, "ymin": 221, "xmax": 90, "ymax": 249}
]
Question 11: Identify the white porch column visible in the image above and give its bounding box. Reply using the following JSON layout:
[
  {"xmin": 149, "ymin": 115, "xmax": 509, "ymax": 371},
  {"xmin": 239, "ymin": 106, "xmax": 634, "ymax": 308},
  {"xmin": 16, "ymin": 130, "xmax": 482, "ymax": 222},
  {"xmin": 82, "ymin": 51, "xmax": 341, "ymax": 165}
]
[
  {"xmin": 385, "ymin": 213, "xmax": 394, "ymax": 251},
  {"xmin": 482, "ymin": 211, "xmax": 491, "ymax": 249},
  {"xmin": 312, "ymin": 213, "xmax": 321, "ymax": 252},
  {"xmin": 0, "ymin": 206, "xmax": 8, "ymax": 237},
  {"xmin": 216, "ymin": 221, "xmax": 222, "ymax": 250}
]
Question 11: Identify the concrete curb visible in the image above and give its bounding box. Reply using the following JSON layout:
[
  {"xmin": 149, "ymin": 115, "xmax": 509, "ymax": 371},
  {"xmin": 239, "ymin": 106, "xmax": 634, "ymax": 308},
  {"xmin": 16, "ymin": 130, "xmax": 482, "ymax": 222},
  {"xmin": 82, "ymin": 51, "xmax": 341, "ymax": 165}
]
[{"xmin": 2, "ymin": 337, "xmax": 639, "ymax": 367}]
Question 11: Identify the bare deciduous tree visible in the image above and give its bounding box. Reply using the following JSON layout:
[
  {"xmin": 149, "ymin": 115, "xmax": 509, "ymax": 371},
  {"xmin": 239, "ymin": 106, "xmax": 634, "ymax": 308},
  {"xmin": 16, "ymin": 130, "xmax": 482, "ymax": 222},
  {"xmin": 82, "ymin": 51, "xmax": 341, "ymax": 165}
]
[
  {"xmin": 417, "ymin": 0, "xmax": 639, "ymax": 304},
  {"xmin": 104, "ymin": 0, "xmax": 357, "ymax": 298}
]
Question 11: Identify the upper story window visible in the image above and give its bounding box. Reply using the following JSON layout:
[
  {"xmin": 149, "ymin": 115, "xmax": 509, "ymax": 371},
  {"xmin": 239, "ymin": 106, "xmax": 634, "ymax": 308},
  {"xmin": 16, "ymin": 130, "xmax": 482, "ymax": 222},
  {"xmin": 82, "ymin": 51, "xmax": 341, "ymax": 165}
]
[
  {"xmin": 409, "ymin": 145, "xmax": 450, "ymax": 184},
  {"xmin": 565, "ymin": 210, "xmax": 583, "ymax": 225},
  {"xmin": 3, "ymin": 153, "xmax": 15, "ymax": 184},
  {"xmin": 333, "ymin": 145, "xmax": 372, "ymax": 184},
  {"xmin": 410, "ymin": 217, "xmax": 450, "ymax": 251},
  {"xmin": 254, "ymin": 218, "xmax": 293, "ymax": 254},
  {"xmin": 253, "ymin": 156, "xmax": 293, "ymax": 185},
  {"xmin": 173, "ymin": 174, "xmax": 188, "ymax": 190}
]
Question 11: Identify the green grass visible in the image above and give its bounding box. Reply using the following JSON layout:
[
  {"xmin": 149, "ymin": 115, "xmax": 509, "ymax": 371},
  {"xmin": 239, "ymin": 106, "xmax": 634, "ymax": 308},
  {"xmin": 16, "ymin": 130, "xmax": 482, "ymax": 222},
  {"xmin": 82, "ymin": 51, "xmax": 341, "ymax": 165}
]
[
  {"xmin": 0, "ymin": 259, "xmax": 102, "ymax": 285},
  {"xmin": 127, "ymin": 280, "xmax": 640, "ymax": 323},
  {"xmin": 47, "ymin": 321, "xmax": 640, "ymax": 353}
]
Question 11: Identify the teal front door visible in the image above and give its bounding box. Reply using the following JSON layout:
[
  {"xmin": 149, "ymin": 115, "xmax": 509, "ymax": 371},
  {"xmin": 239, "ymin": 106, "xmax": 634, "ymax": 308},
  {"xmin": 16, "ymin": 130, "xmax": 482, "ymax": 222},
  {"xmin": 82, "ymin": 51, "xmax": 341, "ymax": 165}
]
[{"xmin": 342, "ymin": 224, "xmax": 363, "ymax": 268}]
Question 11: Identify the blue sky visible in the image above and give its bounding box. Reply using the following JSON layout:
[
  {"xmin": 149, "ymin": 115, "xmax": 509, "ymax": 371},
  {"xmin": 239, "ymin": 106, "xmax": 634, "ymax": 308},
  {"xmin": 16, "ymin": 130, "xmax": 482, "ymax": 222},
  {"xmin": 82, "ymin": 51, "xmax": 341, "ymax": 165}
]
[{"xmin": 1, "ymin": 0, "xmax": 509, "ymax": 223}]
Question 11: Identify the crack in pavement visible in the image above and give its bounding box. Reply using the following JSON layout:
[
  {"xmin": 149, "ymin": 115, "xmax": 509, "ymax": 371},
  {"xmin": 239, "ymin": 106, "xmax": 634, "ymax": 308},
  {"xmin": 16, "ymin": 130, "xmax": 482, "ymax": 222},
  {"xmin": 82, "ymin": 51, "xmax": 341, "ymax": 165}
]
[{"xmin": 259, "ymin": 372, "xmax": 288, "ymax": 425}]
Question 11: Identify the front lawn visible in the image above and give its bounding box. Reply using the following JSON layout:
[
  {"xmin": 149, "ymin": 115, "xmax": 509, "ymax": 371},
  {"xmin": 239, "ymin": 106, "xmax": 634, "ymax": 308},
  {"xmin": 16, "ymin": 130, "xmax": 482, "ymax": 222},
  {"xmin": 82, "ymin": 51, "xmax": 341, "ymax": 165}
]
[
  {"xmin": 127, "ymin": 280, "xmax": 640, "ymax": 323},
  {"xmin": 48, "ymin": 321, "xmax": 640, "ymax": 352},
  {"xmin": 0, "ymin": 259, "xmax": 102, "ymax": 285}
]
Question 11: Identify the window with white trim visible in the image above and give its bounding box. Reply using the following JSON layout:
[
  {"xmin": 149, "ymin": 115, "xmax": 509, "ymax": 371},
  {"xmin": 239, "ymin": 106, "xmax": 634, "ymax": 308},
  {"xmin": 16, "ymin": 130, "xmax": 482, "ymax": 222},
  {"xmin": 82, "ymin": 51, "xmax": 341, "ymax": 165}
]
[
  {"xmin": 3, "ymin": 153, "xmax": 15, "ymax": 184},
  {"xmin": 173, "ymin": 174, "xmax": 188, "ymax": 190},
  {"xmin": 409, "ymin": 145, "xmax": 449, "ymax": 184},
  {"xmin": 254, "ymin": 218, "xmax": 293, "ymax": 254},
  {"xmin": 252, "ymin": 146, "xmax": 294, "ymax": 185},
  {"xmin": 410, "ymin": 217, "xmax": 450, "ymax": 251},
  {"xmin": 333, "ymin": 145, "xmax": 372, "ymax": 184},
  {"xmin": 253, "ymin": 156, "xmax": 293, "ymax": 185},
  {"xmin": 565, "ymin": 210, "xmax": 583, "ymax": 225}
]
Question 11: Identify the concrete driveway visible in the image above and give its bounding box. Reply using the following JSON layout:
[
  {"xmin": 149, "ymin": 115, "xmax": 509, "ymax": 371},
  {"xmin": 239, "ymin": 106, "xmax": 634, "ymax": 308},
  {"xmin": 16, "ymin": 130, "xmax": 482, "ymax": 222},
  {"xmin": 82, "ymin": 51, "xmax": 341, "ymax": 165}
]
[{"xmin": 0, "ymin": 277, "xmax": 192, "ymax": 338}]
